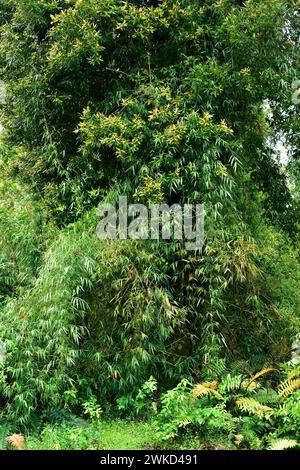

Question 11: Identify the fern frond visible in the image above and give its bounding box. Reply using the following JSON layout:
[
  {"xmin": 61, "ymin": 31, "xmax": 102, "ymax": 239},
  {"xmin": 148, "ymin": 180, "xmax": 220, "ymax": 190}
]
[
  {"xmin": 268, "ymin": 439, "xmax": 298, "ymax": 451},
  {"xmin": 254, "ymin": 388, "xmax": 280, "ymax": 405},
  {"xmin": 278, "ymin": 378, "xmax": 300, "ymax": 397},
  {"xmin": 191, "ymin": 381, "xmax": 223, "ymax": 400},
  {"xmin": 6, "ymin": 434, "xmax": 25, "ymax": 450},
  {"xmin": 219, "ymin": 374, "xmax": 243, "ymax": 394},
  {"xmin": 286, "ymin": 366, "xmax": 300, "ymax": 380},
  {"xmin": 241, "ymin": 379, "xmax": 259, "ymax": 392},
  {"xmin": 236, "ymin": 397, "xmax": 273, "ymax": 415},
  {"xmin": 245, "ymin": 368, "xmax": 277, "ymax": 389},
  {"xmin": 229, "ymin": 360, "xmax": 250, "ymax": 375}
]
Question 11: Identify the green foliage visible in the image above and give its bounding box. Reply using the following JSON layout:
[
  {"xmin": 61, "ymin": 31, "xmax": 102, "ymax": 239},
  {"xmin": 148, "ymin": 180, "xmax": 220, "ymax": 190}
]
[
  {"xmin": 0, "ymin": 0, "xmax": 299, "ymax": 226},
  {"xmin": 0, "ymin": 0, "xmax": 299, "ymax": 444},
  {"xmin": 82, "ymin": 397, "xmax": 103, "ymax": 421},
  {"xmin": 155, "ymin": 379, "xmax": 236, "ymax": 444},
  {"xmin": 268, "ymin": 439, "xmax": 298, "ymax": 451},
  {"xmin": 0, "ymin": 210, "xmax": 190, "ymax": 425},
  {"xmin": 149, "ymin": 363, "xmax": 300, "ymax": 449},
  {"xmin": 0, "ymin": 205, "xmax": 298, "ymax": 427},
  {"xmin": 118, "ymin": 376, "xmax": 158, "ymax": 416},
  {"xmin": 24, "ymin": 419, "xmax": 157, "ymax": 451},
  {"xmin": 0, "ymin": 146, "xmax": 56, "ymax": 301}
]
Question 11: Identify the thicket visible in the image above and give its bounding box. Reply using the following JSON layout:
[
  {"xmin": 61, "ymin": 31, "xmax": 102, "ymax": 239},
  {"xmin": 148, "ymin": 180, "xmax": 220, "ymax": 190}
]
[{"xmin": 0, "ymin": 0, "xmax": 299, "ymax": 438}]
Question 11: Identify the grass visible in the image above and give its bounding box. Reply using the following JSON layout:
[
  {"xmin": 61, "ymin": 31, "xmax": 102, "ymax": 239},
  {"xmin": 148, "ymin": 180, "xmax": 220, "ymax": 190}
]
[
  {"xmin": 23, "ymin": 420, "xmax": 158, "ymax": 451},
  {"xmin": 1, "ymin": 419, "xmax": 202, "ymax": 451},
  {"xmin": 88, "ymin": 420, "xmax": 157, "ymax": 451}
]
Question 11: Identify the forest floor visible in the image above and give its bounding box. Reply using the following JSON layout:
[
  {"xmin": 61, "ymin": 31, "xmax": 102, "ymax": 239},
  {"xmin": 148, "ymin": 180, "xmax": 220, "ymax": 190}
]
[{"xmin": 1, "ymin": 420, "xmax": 201, "ymax": 451}]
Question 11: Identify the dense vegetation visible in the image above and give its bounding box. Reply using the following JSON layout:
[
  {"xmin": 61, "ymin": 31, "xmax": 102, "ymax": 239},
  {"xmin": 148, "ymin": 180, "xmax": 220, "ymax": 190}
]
[{"xmin": 0, "ymin": 0, "xmax": 299, "ymax": 450}]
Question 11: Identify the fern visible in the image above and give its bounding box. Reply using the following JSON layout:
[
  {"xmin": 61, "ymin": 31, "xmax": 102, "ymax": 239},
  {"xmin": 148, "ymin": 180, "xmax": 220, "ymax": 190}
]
[
  {"xmin": 278, "ymin": 379, "xmax": 300, "ymax": 398},
  {"xmin": 228, "ymin": 360, "xmax": 250, "ymax": 376},
  {"xmin": 286, "ymin": 366, "xmax": 300, "ymax": 380},
  {"xmin": 236, "ymin": 398, "xmax": 273, "ymax": 415},
  {"xmin": 191, "ymin": 381, "xmax": 223, "ymax": 400},
  {"xmin": 254, "ymin": 388, "xmax": 281, "ymax": 406},
  {"xmin": 245, "ymin": 368, "xmax": 277, "ymax": 389},
  {"xmin": 6, "ymin": 434, "xmax": 25, "ymax": 450},
  {"xmin": 219, "ymin": 374, "xmax": 243, "ymax": 394},
  {"xmin": 241, "ymin": 379, "xmax": 260, "ymax": 392},
  {"xmin": 268, "ymin": 439, "xmax": 298, "ymax": 450}
]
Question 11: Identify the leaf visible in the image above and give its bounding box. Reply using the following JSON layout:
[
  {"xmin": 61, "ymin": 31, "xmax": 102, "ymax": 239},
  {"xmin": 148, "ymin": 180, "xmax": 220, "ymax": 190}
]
[
  {"xmin": 245, "ymin": 368, "xmax": 277, "ymax": 389},
  {"xmin": 6, "ymin": 434, "xmax": 25, "ymax": 450},
  {"xmin": 191, "ymin": 381, "xmax": 223, "ymax": 400},
  {"xmin": 278, "ymin": 379, "xmax": 300, "ymax": 398},
  {"xmin": 236, "ymin": 397, "xmax": 273, "ymax": 415},
  {"xmin": 268, "ymin": 439, "xmax": 298, "ymax": 451}
]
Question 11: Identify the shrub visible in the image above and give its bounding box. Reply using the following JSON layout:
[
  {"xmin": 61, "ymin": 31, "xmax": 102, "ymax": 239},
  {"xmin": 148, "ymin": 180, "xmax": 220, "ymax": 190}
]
[{"xmin": 152, "ymin": 363, "xmax": 300, "ymax": 450}]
